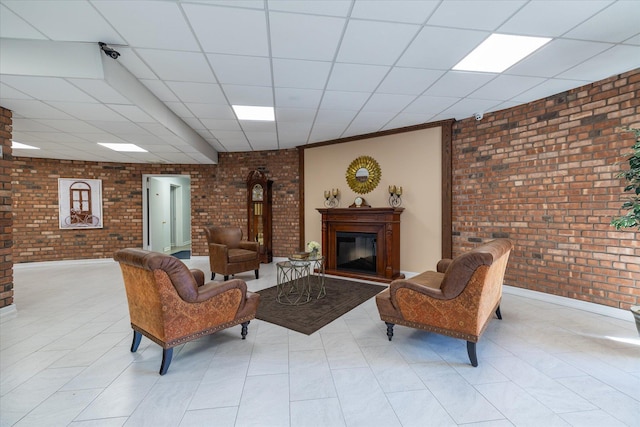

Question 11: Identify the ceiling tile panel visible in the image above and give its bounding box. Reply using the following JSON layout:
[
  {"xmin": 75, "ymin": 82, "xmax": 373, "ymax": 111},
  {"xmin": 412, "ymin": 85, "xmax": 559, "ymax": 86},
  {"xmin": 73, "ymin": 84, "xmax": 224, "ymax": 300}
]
[
  {"xmin": 184, "ymin": 3, "xmax": 269, "ymax": 56},
  {"xmin": 46, "ymin": 101, "xmax": 126, "ymax": 121},
  {"xmin": 0, "ymin": 4, "xmax": 47, "ymax": 39},
  {"xmin": 441, "ymin": 98, "xmax": 502, "ymax": 120},
  {"xmin": 2, "ymin": 0, "xmax": 124, "ymax": 43},
  {"xmin": 269, "ymin": 12, "xmax": 345, "ymax": 61},
  {"xmin": 1, "ymin": 76, "xmax": 97, "ymax": 102},
  {"xmin": 0, "ymin": 82, "xmax": 33, "ymax": 99},
  {"xmin": 470, "ymin": 75, "xmax": 546, "ymax": 101},
  {"xmin": 564, "ymin": 1, "xmax": 640, "ymax": 43},
  {"xmin": 383, "ymin": 113, "xmax": 435, "ymax": 130},
  {"xmin": 275, "ymin": 88, "xmax": 323, "ymax": 109},
  {"xmin": 268, "ymin": 0, "xmax": 351, "ymax": 17},
  {"xmin": 208, "ymin": 54, "xmax": 271, "ymax": 86},
  {"xmin": 557, "ymin": 45, "xmax": 640, "ymax": 82},
  {"xmin": 362, "ymin": 93, "xmax": 416, "ymax": 113},
  {"xmin": 427, "ymin": 0, "xmax": 526, "ymax": 31},
  {"xmin": 272, "ymin": 59, "xmax": 332, "ymax": 89},
  {"xmin": 344, "ymin": 111, "xmax": 396, "ymax": 136},
  {"xmin": 222, "ymin": 84, "xmax": 273, "ymax": 106},
  {"xmin": 184, "ymin": 103, "xmax": 235, "ymax": 120},
  {"xmin": 377, "ymin": 68, "xmax": 444, "ymax": 95},
  {"xmin": 140, "ymin": 80, "xmax": 180, "ymax": 102},
  {"xmin": 1, "ymin": 99, "xmax": 74, "ymax": 120},
  {"xmin": 337, "ymin": 20, "xmax": 420, "ymax": 66},
  {"xmin": 511, "ymin": 78, "xmax": 589, "ymax": 104},
  {"xmin": 498, "ymin": 0, "xmax": 612, "ymax": 37},
  {"xmin": 36, "ymin": 119, "xmax": 103, "ymax": 133},
  {"xmin": 398, "ymin": 26, "xmax": 488, "ymax": 69},
  {"xmin": 326, "ymin": 63, "xmax": 389, "ymax": 92},
  {"xmin": 275, "ymin": 107, "xmax": 317, "ymax": 123},
  {"xmin": 424, "ymin": 71, "xmax": 496, "ymax": 97},
  {"xmin": 506, "ymin": 39, "xmax": 613, "ymax": 78},
  {"xmin": 11, "ymin": 118, "xmax": 60, "ymax": 132},
  {"xmin": 165, "ymin": 82, "xmax": 227, "ymax": 104},
  {"xmin": 200, "ymin": 119, "xmax": 242, "ymax": 131},
  {"xmin": 107, "ymin": 105, "xmax": 155, "ymax": 123},
  {"xmin": 403, "ymin": 95, "xmax": 460, "ymax": 115},
  {"xmin": 137, "ymin": 50, "xmax": 216, "ymax": 83},
  {"xmin": 351, "ymin": 0, "xmax": 439, "ymax": 24},
  {"xmin": 319, "ymin": 91, "xmax": 371, "ymax": 111},
  {"xmin": 67, "ymin": 79, "xmax": 131, "ymax": 104},
  {"xmin": 95, "ymin": 1, "xmax": 198, "ymax": 50}
]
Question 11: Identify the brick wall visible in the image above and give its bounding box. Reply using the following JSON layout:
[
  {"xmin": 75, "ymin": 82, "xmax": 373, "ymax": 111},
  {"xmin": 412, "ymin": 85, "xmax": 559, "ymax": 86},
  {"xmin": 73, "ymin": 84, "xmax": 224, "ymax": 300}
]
[
  {"xmin": 11, "ymin": 149, "xmax": 299, "ymax": 263},
  {"xmin": 452, "ymin": 68, "xmax": 640, "ymax": 310},
  {"xmin": 0, "ymin": 107, "xmax": 12, "ymax": 309},
  {"xmin": 8, "ymin": 69, "xmax": 640, "ymax": 310}
]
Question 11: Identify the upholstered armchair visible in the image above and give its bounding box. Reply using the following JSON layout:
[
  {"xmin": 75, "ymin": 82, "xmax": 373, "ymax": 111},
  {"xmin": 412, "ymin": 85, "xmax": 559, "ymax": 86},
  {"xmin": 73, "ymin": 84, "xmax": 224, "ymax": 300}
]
[
  {"xmin": 114, "ymin": 248, "xmax": 260, "ymax": 375},
  {"xmin": 204, "ymin": 226, "xmax": 260, "ymax": 281},
  {"xmin": 376, "ymin": 239, "xmax": 513, "ymax": 367}
]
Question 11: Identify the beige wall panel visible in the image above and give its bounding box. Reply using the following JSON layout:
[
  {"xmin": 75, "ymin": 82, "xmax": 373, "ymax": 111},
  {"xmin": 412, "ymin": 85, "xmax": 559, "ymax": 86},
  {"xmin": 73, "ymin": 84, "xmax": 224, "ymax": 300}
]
[{"xmin": 304, "ymin": 127, "xmax": 442, "ymax": 273}]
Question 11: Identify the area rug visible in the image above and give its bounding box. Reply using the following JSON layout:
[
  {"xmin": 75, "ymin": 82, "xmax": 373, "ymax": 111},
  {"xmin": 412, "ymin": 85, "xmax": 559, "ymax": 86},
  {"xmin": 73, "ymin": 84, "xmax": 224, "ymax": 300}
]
[
  {"xmin": 171, "ymin": 250, "xmax": 191, "ymax": 259},
  {"xmin": 255, "ymin": 277, "xmax": 387, "ymax": 335}
]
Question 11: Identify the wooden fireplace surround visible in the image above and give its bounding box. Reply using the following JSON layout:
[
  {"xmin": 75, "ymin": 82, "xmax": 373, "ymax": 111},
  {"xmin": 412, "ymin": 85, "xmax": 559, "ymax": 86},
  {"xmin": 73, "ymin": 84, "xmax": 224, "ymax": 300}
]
[{"xmin": 317, "ymin": 207, "xmax": 404, "ymax": 283}]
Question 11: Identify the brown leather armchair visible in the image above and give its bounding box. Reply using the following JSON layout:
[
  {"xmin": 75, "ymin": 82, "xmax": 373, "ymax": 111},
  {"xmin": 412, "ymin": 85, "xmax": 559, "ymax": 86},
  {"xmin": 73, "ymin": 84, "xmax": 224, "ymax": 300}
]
[
  {"xmin": 204, "ymin": 226, "xmax": 260, "ymax": 281},
  {"xmin": 376, "ymin": 239, "xmax": 513, "ymax": 367},
  {"xmin": 114, "ymin": 248, "xmax": 260, "ymax": 375}
]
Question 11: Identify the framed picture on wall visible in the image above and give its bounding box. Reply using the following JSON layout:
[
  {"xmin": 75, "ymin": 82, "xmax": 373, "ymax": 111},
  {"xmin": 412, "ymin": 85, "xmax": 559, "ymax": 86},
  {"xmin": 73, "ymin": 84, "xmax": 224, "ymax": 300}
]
[{"xmin": 58, "ymin": 178, "xmax": 103, "ymax": 229}]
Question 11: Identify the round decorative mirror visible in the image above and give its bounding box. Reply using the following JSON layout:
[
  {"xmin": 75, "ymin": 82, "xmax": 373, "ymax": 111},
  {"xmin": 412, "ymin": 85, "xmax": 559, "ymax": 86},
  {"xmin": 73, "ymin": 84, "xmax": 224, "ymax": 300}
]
[{"xmin": 346, "ymin": 156, "xmax": 381, "ymax": 194}]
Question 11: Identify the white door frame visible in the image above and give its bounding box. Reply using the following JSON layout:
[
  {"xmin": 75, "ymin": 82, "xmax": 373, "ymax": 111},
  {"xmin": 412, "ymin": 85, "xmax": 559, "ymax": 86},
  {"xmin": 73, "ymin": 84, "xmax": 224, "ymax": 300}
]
[{"xmin": 142, "ymin": 174, "xmax": 191, "ymax": 252}]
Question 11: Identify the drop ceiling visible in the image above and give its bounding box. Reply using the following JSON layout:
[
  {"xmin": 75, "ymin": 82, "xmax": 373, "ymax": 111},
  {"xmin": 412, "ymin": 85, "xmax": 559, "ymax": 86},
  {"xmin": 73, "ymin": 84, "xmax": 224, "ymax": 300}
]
[{"xmin": 1, "ymin": 0, "xmax": 639, "ymax": 164}]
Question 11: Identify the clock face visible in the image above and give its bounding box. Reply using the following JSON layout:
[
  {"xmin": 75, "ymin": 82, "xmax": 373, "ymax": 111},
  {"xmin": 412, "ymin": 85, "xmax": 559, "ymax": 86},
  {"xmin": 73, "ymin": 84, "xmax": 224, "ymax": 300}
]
[
  {"xmin": 252, "ymin": 184, "xmax": 263, "ymax": 201},
  {"xmin": 355, "ymin": 197, "xmax": 363, "ymax": 207}
]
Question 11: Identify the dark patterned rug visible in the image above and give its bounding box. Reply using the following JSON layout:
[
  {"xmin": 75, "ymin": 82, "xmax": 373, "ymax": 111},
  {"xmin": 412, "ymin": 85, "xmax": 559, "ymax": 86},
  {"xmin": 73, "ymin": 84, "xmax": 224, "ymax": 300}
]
[
  {"xmin": 171, "ymin": 250, "xmax": 191, "ymax": 259},
  {"xmin": 255, "ymin": 277, "xmax": 387, "ymax": 335}
]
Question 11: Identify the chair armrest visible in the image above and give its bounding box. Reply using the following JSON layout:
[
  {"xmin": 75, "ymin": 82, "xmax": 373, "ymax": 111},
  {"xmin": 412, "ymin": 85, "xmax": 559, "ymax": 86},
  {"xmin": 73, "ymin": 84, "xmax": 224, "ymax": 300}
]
[
  {"xmin": 195, "ymin": 278, "xmax": 248, "ymax": 303},
  {"xmin": 437, "ymin": 259, "xmax": 453, "ymax": 273},
  {"xmin": 390, "ymin": 278, "xmax": 445, "ymax": 302},
  {"xmin": 238, "ymin": 240, "xmax": 259, "ymax": 252},
  {"xmin": 191, "ymin": 269, "xmax": 205, "ymax": 287}
]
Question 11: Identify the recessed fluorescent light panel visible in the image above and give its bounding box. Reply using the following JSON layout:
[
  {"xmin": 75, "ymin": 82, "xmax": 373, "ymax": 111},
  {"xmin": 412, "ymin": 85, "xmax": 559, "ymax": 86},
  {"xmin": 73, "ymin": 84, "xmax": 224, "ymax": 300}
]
[
  {"xmin": 232, "ymin": 105, "xmax": 275, "ymax": 121},
  {"xmin": 12, "ymin": 141, "xmax": 40, "ymax": 149},
  {"xmin": 98, "ymin": 143, "xmax": 147, "ymax": 152},
  {"xmin": 454, "ymin": 34, "xmax": 551, "ymax": 73}
]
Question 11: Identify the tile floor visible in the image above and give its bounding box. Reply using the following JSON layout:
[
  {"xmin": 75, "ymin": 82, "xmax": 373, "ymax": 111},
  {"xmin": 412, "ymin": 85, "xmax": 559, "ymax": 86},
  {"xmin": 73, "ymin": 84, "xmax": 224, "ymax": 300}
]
[{"xmin": 1, "ymin": 257, "xmax": 638, "ymax": 427}]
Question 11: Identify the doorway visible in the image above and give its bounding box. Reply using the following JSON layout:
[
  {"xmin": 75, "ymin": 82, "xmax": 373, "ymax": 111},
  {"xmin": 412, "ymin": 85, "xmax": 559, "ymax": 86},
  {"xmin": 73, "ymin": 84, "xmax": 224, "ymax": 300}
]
[{"xmin": 142, "ymin": 174, "xmax": 191, "ymax": 258}]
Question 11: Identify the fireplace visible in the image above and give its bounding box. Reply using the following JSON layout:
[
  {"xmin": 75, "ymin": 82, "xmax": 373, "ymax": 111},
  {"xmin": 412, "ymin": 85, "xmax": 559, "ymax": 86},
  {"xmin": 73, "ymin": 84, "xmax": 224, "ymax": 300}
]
[
  {"xmin": 317, "ymin": 207, "xmax": 404, "ymax": 283},
  {"xmin": 336, "ymin": 232, "xmax": 377, "ymax": 274}
]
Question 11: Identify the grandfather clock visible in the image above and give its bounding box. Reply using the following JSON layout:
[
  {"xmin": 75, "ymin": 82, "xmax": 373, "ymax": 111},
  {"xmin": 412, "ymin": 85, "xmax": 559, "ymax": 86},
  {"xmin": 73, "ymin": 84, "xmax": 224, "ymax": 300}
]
[{"xmin": 247, "ymin": 170, "xmax": 273, "ymax": 263}]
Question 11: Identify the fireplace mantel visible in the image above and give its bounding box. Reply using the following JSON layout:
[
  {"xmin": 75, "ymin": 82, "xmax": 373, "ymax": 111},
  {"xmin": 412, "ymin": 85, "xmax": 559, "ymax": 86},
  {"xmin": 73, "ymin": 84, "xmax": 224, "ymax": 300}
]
[{"xmin": 317, "ymin": 207, "xmax": 404, "ymax": 283}]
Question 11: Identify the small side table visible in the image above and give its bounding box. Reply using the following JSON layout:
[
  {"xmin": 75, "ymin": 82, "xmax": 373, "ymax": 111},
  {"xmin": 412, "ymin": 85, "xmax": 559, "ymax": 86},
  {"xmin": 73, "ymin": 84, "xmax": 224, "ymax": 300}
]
[
  {"xmin": 307, "ymin": 255, "xmax": 326, "ymax": 299},
  {"xmin": 276, "ymin": 261, "xmax": 311, "ymax": 305}
]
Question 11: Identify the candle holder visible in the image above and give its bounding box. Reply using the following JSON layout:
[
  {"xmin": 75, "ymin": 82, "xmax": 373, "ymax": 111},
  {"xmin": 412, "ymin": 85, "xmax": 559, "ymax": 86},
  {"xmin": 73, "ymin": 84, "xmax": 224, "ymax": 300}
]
[
  {"xmin": 324, "ymin": 188, "xmax": 340, "ymax": 208},
  {"xmin": 388, "ymin": 185, "xmax": 402, "ymax": 207}
]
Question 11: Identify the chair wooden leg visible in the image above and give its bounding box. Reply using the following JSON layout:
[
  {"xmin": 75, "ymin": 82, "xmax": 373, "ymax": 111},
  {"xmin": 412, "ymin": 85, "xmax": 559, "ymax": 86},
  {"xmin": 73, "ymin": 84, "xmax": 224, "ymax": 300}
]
[
  {"xmin": 211, "ymin": 272, "xmax": 215, "ymax": 280},
  {"xmin": 495, "ymin": 305, "xmax": 502, "ymax": 319},
  {"xmin": 159, "ymin": 348, "xmax": 173, "ymax": 375},
  {"xmin": 241, "ymin": 321, "xmax": 250, "ymax": 339},
  {"xmin": 467, "ymin": 341, "xmax": 478, "ymax": 367},
  {"xmin": 130, "ymin": 331, "xmax": 142, "ymax": 352},
  {"xmin": 385, "ymin": 322, "xmax": 395, "ymax": 341},
  {"xmin": 255, "ymin": 269, "xmax": 259, "ymax": 279}
]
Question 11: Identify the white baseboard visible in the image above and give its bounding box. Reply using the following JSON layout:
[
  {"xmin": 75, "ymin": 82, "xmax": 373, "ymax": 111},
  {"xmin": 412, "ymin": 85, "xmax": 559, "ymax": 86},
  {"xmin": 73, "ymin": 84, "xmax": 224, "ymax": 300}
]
[
  {"xmin": 503, "ymin": 285, "xmax": 632, "ymax": 322},
  {"xmin": 0, "ymin": 304, "xmax": 18, "ymax": 321},
  {"xmin": 401, "ymin": 270, "xmax": 632, "ymax": 322}
]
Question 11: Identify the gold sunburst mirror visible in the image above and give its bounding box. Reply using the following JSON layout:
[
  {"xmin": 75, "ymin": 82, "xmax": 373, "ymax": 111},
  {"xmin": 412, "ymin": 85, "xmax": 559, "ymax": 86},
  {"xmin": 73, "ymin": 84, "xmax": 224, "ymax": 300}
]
[{"xmin": 346, "ymin": 155, "xmax": 382, "ymax": 194}]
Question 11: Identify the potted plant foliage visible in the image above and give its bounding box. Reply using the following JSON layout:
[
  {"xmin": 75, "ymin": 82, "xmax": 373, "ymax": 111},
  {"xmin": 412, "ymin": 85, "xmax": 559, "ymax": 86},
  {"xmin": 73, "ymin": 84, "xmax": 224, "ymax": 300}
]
[{"xmin": 611, "ymin": 126, "xmax": 640, "ymax": 335}]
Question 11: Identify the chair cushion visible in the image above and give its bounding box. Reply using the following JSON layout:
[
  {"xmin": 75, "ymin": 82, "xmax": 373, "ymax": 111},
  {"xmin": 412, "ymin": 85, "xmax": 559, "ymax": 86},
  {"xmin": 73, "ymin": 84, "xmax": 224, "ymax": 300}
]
[{"xmin": 228, "ymin": 248, "xmax": 257, "ymax": 263}]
